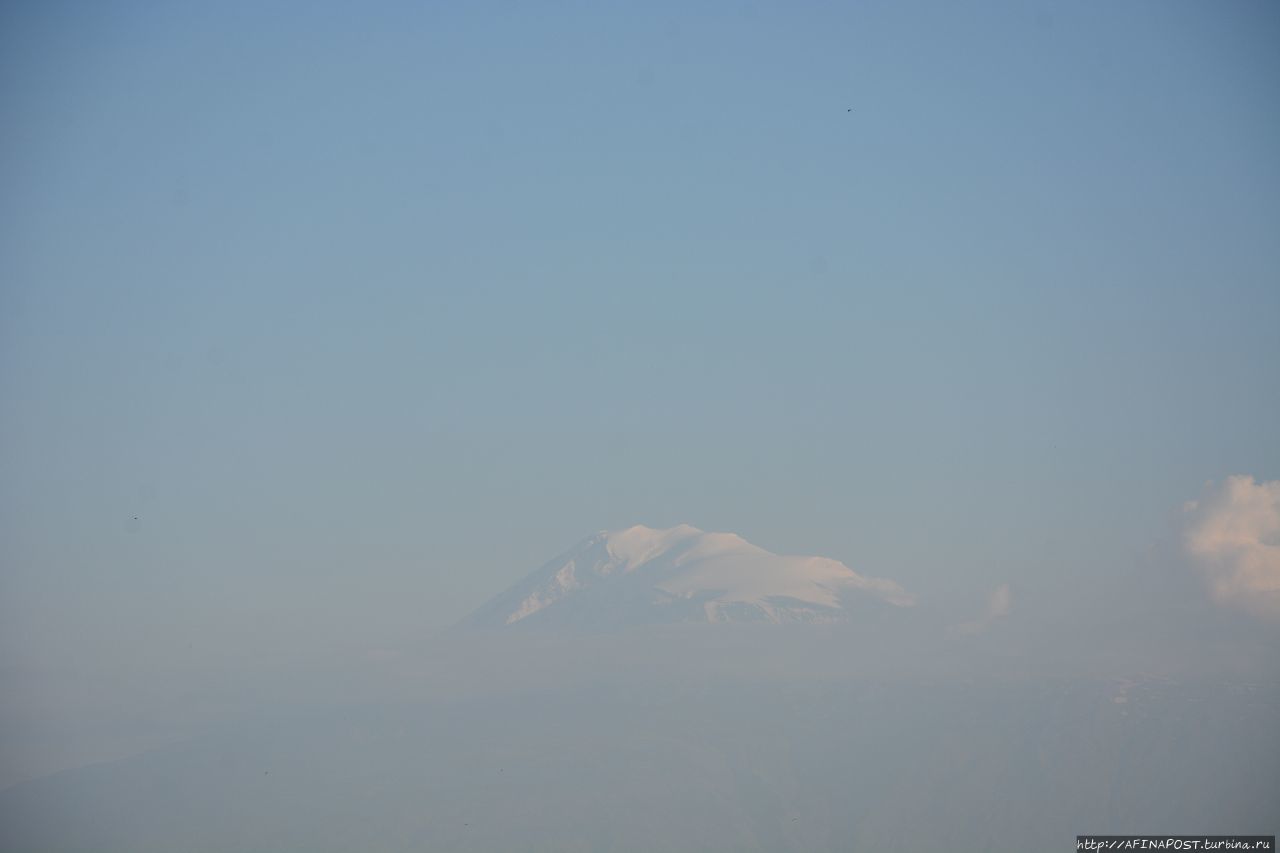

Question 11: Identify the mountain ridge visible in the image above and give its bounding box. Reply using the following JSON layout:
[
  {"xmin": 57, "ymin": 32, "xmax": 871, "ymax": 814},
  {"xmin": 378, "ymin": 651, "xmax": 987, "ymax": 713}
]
[{"xmin": 463, "ymin": 524, "xmax": 914, "ymax": 629}]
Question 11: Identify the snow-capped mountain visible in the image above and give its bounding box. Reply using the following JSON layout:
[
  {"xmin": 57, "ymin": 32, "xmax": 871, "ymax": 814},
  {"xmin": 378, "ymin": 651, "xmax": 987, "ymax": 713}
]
[{"xmin": 463, "ymin": 524, "xmax": 915, "ymax": 628}]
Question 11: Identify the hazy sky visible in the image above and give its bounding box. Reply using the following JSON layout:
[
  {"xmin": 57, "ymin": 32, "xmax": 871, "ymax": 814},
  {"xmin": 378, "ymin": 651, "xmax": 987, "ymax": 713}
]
[{"xmin": 2, "ymin": 1, "xmax": 1278, "ymax": 670}]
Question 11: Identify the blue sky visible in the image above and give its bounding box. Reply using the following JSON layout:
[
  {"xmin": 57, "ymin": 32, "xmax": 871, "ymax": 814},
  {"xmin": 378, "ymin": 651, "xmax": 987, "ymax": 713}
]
[{"xmin": 2, "ymin": 0, "xmax": 1278, "ymax": 666}]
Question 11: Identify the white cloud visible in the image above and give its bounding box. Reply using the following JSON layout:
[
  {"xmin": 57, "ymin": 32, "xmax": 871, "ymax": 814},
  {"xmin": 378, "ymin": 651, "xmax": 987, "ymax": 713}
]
[
  {"xmin": 956, "ymin": 583, "xmax": 1014, "ymax": 635},
  {"xmin": 1182, "ymin": 475, "xmax": 1280, "ymax": 620}
]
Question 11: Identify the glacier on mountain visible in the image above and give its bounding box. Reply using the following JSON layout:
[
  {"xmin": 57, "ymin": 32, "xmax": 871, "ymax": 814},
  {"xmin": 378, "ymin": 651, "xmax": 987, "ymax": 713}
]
[{"xmin": 464, "ymin": 524, "xmax": 914, "ymax": 628}]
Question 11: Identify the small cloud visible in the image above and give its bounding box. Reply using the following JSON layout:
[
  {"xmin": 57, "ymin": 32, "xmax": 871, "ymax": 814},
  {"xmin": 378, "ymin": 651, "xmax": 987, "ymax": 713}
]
[
  {"xmin": 1182, "ymin": 475, "xmax": 1280, "ymax": 620},
  {"xmin": 956, "ymin": 584, "xmax": 1014, "ymax": 635},
  {"xmin": 986, "ymin": 584, "xmax": 1013, "ymax": 619}
]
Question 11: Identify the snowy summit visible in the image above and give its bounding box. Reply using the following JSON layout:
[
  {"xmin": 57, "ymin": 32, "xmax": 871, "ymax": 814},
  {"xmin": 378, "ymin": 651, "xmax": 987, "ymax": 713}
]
[{"xmin": 463, "ymin": 524, "xmax": 914, "ymax": 628}]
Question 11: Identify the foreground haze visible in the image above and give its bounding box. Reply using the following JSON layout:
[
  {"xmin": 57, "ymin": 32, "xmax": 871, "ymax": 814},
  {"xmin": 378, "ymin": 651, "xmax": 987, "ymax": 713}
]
[{"xmin": 1, "ymin": 634, "xmax": 1276, "ymax": 851}]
